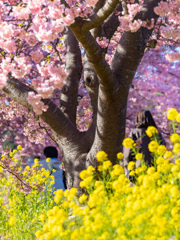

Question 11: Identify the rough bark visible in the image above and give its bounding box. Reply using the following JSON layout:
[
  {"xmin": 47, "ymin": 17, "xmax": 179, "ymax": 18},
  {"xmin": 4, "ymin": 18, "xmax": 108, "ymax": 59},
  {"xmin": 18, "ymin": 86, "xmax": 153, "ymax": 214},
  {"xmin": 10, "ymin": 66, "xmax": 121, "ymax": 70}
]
[{"xmin": 60, "ymin": 27, "xmax": 82, "ymax": 125}]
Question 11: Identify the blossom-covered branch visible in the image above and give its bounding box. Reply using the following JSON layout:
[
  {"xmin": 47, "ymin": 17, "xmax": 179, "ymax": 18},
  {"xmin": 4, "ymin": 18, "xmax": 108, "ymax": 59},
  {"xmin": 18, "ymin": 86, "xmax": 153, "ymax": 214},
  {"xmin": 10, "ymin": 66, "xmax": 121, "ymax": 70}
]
[{"xmin": 2, "ymin": 76, "xmax": 81, "ymax": 147}]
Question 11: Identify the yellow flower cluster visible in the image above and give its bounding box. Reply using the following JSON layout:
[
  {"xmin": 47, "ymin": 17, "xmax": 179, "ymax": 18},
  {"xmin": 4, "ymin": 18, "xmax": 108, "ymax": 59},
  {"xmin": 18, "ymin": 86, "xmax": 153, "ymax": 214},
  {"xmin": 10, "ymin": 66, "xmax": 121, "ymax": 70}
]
[
  {"xmin": 79, "ymin": 166, "xmax": 95, "ymax": 189},
  {"xmin": 117, "ymin": 152, "xmax": 124, "ymax": 160},
  {"xmin": 96, "ymin": 151, "xmax": 108, "ymax": 162},
  {"xmin": 35, "ymin": 144, "xmax": 180, "ymax": 240},
  {"xmin": 170, "ymin": 133, "xmax": 180, "ymax": 143},
  {"xmin": 148, "ymin": 140, "xmax": 159, "ymax": 152},
  {"xmin": 135, "ymin": 153, "xmax": 143, "ymax": 160},
  {"xmin": 33, "ymin": 108, "xmax": 180, "ymax": 240},
  {"xmin": 146, "ymin": 126, "xmax": 158, "ymax": 137},
  {"xmin": 0, "ymin": 151, "xmax": 55, "ymax": 239},
  {"xmin": 1, "ymin": 108, "xmax": 180, "ymax": 240},
  {"xmin": 167, "ymin": 108, "xmax": 179, "ymax": 121},
  {"xmin": 122, "ymin": 138, "xmax": 134, "ymax": 148}
]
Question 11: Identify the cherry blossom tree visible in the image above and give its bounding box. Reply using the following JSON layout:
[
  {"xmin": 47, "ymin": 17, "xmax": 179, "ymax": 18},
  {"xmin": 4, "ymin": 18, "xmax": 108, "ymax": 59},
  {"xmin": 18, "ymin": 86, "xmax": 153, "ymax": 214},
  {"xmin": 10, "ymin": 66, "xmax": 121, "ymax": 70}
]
[{"xmin": 0, "ymin": 0, "xmax": 179, "ymax": 189}]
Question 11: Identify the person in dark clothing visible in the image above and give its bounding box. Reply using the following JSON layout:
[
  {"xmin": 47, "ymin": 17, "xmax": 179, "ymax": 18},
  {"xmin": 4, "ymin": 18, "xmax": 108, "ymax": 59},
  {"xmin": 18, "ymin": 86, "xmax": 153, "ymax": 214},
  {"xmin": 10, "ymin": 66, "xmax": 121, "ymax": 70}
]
[{"xmin": 123, "ymin": 110, "xmax": 166, "ymax": 172}]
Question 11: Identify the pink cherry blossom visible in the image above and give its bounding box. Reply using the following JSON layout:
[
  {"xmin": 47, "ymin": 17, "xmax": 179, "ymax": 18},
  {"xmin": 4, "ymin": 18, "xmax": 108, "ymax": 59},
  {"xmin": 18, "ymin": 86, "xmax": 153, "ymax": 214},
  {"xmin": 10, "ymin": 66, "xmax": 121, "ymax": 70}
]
[
  {"xmin": 36, "ymin": 82, "xmax": 54, "ymax": 98},
  {"xmin": 30, "ymin": 50, "xmax": 44, "ymax": 63},
  {"xmin": 129, "ymin": 19, "xmax": 142, "ymax": 32},
  {"xmin": 27, "ymin": 91, "xmax": 48, "ymax": 115},
  {"xmin": 119, "ymin": 16, "xmax": 131, "ymax": 32},
  {"xmin": 48, "ymin": 2, "xmax": 65, "ymax": 20},
  {"xmin": 86, "ymin": 0, "xmax": 98, "ymax": 7},
  {"xmin": 127, "ymin": 3, "xmax": 142, "ymax": 17},
  {"xmin": 1, "ymin": 39, "xmax": 17, "ymax": 52},
  {"xmin": 25, "ymin": 34, "xmax": 38, "ymax": 46},
  {"xmin": 34, "ymin": 24, "xmax": 58, "ymax": 42},
  {"xmin": 154, "ymin": 1, "xmax": 169, "ymax": 17},
  {"xmin": 28, "ymin": 0, "xmax": 43, "ymax": 14},
  {"xmin": 0, "ymin": 74, "xmax": 7, "ymax": 89},
  {"xmin": 96, "ymin": 37, "xmax": 109, "ymax": 48},
  {"xmin": 12, "ymin": 6, "xmax": 31, "ymax": 20},
  {"xmin": 165, "ymin": 52, "xmax": 180, "ymax": 62},
  {"xmin": 1, "ymin": 23, "xmax": 14, "ymax": 39}
]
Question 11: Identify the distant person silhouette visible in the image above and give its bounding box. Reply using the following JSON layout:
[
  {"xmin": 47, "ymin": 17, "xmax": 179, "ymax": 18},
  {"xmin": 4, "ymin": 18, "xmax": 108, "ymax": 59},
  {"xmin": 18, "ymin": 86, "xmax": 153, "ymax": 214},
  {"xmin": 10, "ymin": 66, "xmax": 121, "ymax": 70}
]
[
  {"xmin": 123, "ymin": 110, "xmax": 165, "ymax": 172},
  {"xmin": 41, "ymin": 146, "xmax": 66, "ymax": 191}
]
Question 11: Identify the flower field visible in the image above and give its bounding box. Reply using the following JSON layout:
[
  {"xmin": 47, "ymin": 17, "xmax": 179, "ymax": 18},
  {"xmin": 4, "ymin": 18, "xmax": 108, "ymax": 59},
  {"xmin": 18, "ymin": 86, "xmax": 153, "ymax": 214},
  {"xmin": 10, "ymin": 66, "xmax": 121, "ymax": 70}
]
[{"xmin": 0, "ymin": 109, "xmax": 180, "ymax": 240}]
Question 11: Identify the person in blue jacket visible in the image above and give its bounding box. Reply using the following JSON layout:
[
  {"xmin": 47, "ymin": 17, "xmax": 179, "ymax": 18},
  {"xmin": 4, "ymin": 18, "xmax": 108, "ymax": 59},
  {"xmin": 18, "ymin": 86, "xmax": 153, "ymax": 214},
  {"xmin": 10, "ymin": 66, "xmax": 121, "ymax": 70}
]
[{"xmin": 41, "ymin": 146, "xmax": 66, "ymax": 191}]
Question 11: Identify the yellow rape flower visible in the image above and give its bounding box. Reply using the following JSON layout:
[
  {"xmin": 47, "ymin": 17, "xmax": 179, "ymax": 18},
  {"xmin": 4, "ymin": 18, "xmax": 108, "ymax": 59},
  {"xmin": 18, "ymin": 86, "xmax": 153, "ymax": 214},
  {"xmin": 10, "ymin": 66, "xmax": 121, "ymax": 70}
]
[
  {"xmin": 79, "ymin": 194, "xmax": 88, "ymax": 204},
  {"xmin": 98, "ymin": 165, "xmax": 103, "ymax": 172},
  {"xmin": 156, "ymin": 157, "xmax": 165, "ymax": 165},
  {"xmin": 148, "ymin": 141, "xmax": 159, "ymax": 152},
  {"xmin": 167, "ymin": 108, "xmax": 178, "ymax": 121},
  {"xmin": 147, "ymin": 167, "xmax": 155, "ymax": 175},
  {"xmin": 17, "ymin": 145, "xmax": 22, "ymax": 150},
  {"xmin": 96, "ymin": 151, "xmax": 108, "ymax": 162},
  {"xmin": 122, "ymin": 138, "xmax": 134, "ymax": 148},
  {"xmin": 157, "ymin": 145, "xmax": 167, "ymax": 156},
  {"xmin": 80, "ymin": 176, "xmax": 93, "ymax": 189},
  {"xmin": 54, "ymin": 189, "xmax": 63, "ymax": 204},
  {"xmin": 71, "ymin": 229, "xmax": 79, "ymax": 240},
  {"xmin": 35, "ymin": 230, "xmax": 42, "ymax": 238},
  {"xmin": 34, "ymin": 158, "xmax": 39, "ymax": 167},
  {"xmin": 170, "ymin": 186, "xmax": 179, "ymax": 198},
  {"xmin": 102, "ymin": 160, "xmax": 112, "ymax": 170},
  {"xmin": 171, "ymin": 165, "xmax": 179, "ymax": 174},
  {"xmin": 117, "ymin": 152, "xmax": 124, "ymax": 160},
  {"xmin": 79, "ymin": 169, "xmax": 93, "ymax": 180},
  {"xmin": 87, "ymin": 165, "xmax": 95, "ymax": 173},
  {"xmin": 39, "ymin": 214, "xmax": 46, "ymax": 223},
  {"xmin": 110, "ymin": 165, "xmax": 124, "ymax": 178},
  {"xmin": 46, "ymin": 158, "xmax": 51, "ymax": 162},
  {"xmin": 97, "ymin": 232, "xmax": 109, "ymax": 240},
  {"xmin": 8, "ymin": 216, "xmax": 16, "ymax": 226},
  {"xmin": 164, "ymin": 151, "xmax": 173, "ymax": 159},
  {"xmin": 12, "ymin": 149, "xmax": 17, "ymax": 154},
  {"xmin": 25, "ymin": 166, "xmax": 30, "ymax": 171},
  {"xmin": 129, "ymin": 170, "xmax": 135, "ymax": 176},
  {"xmin": 173, "ymin": 143, "xmax": 180, "ymax": 154},
  {"xmin": 9, "ymin": 152, "xmax": 14, "ymax": 158},
  {"xmin": 146, "ymin": 126, "xmax": 158, "ymax": 137},
  {"xmin": 175, "ymin": 158, "xmax": 180, "ymax": 165},
  {"xmin": 176, "ymin": 113, "xmax": 180, "ymax": 123},
  {"xmin": 170, "ymin": 133, "xmax": 180, "ymax": 143},
  {"xmin": 135, "ymin": 153, "xmax": 143, "ymax": 160},
  {"xmin": 127, "ymin": 161, "xmax": 135, "ymax": 170}
]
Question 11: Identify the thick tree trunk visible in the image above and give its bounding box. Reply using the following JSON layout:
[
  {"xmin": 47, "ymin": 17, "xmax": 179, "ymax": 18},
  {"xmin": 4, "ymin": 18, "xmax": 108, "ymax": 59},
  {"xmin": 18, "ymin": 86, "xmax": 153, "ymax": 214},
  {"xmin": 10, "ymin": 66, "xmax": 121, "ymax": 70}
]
[{"xmin": 2, "ymin": 0, "xmax": 163, "ymax": 191}]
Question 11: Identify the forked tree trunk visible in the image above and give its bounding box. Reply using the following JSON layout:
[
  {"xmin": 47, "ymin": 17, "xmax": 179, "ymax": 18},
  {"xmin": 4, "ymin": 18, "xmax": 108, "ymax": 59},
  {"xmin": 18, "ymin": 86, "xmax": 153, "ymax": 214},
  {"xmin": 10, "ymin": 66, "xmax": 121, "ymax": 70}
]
[{"xmin": 2, "ymin": 0, "xmax": 163, "ymax": 191}]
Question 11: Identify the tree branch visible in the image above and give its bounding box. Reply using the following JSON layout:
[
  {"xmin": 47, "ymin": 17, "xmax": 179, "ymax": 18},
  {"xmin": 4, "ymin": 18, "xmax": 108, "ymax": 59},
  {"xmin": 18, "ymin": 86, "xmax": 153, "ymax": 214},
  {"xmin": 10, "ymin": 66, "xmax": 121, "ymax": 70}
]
[
  {"xmin": 81, "ymin": 0, "xmax": 119, "ymax": 32},
  {"xmin": 71, "ymin": 23, "xmax": 114, "ymax": 90},
  {"xmin": 102, "ymin": 3, "xmax": 123, "ymax": 40},
  {"xmin": 60, "ymin": 27, "xmax": 83, "ymax": 125},
  {"xmin": 94, "ymin": 0, "xmax": 106, "ymax": 13},
  {"xmin": 2, "ymin": 76, "xmax": 82, "ymax": 151}
]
